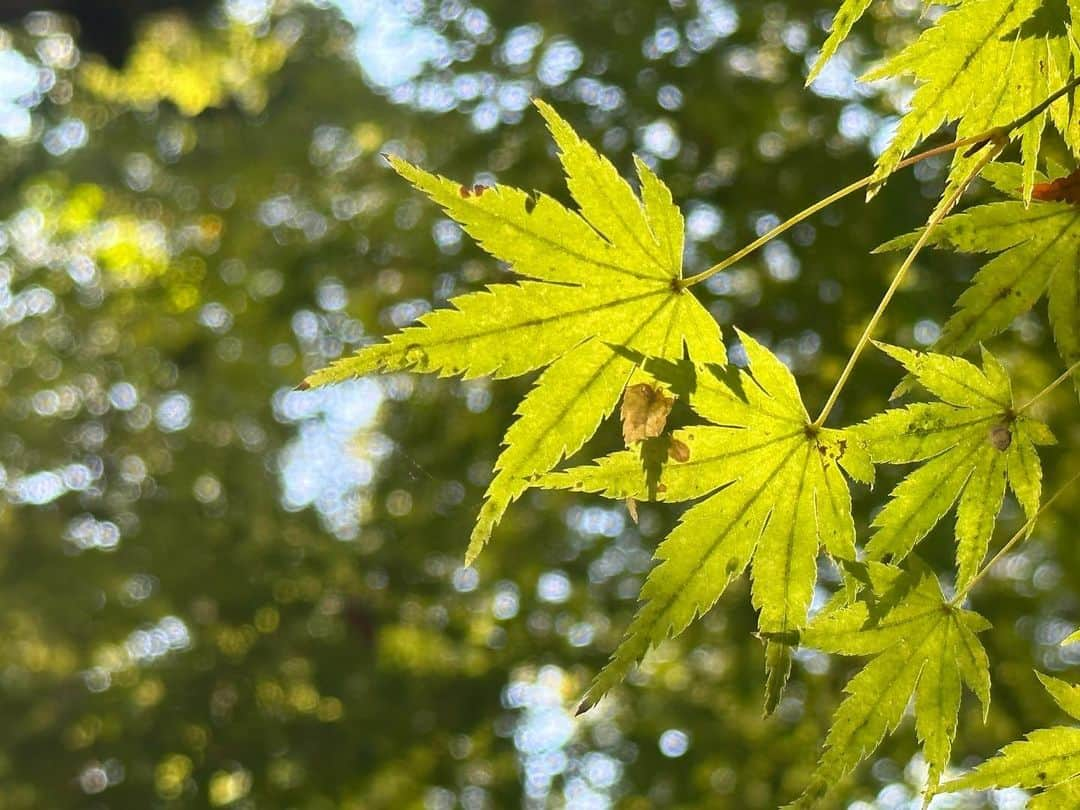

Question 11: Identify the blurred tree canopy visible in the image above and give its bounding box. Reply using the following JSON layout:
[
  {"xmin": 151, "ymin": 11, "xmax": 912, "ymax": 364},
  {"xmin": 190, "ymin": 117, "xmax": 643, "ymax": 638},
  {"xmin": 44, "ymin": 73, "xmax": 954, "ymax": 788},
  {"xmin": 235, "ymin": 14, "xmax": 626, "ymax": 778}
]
[{"xmin": 0, "ymin": 1, "xmax": 1076, "ymax": 808}]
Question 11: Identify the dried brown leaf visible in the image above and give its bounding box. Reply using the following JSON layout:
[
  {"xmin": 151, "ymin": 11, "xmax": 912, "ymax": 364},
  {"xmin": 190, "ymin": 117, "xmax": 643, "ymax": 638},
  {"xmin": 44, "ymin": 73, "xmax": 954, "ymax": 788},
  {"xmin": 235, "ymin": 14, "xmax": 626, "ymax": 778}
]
[{"xmin": 620, "ymin": 383, "xmax": 674, "ymax": 446}]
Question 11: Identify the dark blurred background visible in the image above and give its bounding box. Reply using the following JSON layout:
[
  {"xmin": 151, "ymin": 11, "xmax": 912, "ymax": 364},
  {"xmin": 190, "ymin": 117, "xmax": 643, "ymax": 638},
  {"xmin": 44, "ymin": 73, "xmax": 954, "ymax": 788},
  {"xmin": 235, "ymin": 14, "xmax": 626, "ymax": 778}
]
[{"xmin": 0, "ymin": 1, "xmax": 1076, "ymax": 807}]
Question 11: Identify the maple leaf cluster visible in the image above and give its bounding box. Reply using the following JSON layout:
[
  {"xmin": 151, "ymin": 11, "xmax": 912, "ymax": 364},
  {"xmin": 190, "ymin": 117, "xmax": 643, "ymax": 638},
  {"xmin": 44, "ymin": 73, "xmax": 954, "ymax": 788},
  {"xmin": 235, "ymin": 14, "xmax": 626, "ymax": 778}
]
[{"xmin": 304, "ymin": 8, "xmax": 1080, "ymax": 793}]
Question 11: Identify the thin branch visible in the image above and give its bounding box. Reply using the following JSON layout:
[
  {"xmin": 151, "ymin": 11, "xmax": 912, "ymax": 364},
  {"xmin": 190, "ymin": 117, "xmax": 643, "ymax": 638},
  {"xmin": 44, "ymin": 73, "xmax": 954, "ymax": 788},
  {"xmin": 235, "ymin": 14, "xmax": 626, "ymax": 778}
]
[
  {"xmin": 952, "ymin": 470, "xmax": 1080, "ymax": 604},
  {"xmin": 683, "ymin": 174, "xmax": 872, "ymax": 288},
  {"xmin": 682, "ymin": 74, "xmax": 1080, "ymax": 290},
  {"xmin": 1017, "ymin": 359, "xmax": 1080, "ymax": 413},
  {"xmin": 812, "ymin": 145, "xmax": 1002, "ymax": 428},
  {"xmin": 681, "ymin": 133, "xmax": 989, "ymax": 289}
]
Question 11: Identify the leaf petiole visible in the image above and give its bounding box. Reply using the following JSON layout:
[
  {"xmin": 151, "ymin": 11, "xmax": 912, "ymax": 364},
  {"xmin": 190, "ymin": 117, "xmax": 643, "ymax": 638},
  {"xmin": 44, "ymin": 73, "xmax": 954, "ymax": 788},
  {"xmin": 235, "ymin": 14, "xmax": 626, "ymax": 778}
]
[
  {"xmin": 1016, "ymin": 359, "xmax": 1080, "ymax": 413},
  {"xmin": 681, "ymin": 132, "xmax": 993, "ymax": 289},
  {"xmin": 683, "ymin": 74, "xmax": 1080, "ymax": 291},
  {"xmin": 812, "ymin": 144, "xmax": 1003, "ymax": 428}
]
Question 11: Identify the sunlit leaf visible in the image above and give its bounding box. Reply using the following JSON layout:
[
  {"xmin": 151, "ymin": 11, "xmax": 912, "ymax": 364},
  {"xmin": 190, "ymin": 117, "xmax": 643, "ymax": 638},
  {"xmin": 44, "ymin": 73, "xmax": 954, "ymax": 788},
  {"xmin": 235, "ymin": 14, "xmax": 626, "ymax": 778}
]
[
  {"xmin": 790, "ymin": 562, "xmax": 991, "ymax": 807},
  {"xmin": 304, "ymin": 101, "xmax": 725, "ymax": 562},
  {"xmin": 541, "ymin": 331, "xmax": 871, "ymax": 712},
  {"xmin": 865, "ymin": 0, "xmax": 1073, "ymax": 197},
  {"xmin": 859, "ymin": 343, "xmax": 1054, "ymax": 590},
  {"xmin": 806, "ymin": 0, "xmax": 873, "ymax": 85},
  {"xmin": 942, "ymin": 673, "xmax": 1080, "ymax": 804},
  {"xmin": 878, "ymin": 165, "xmax": 1080, "ymax": 397}
]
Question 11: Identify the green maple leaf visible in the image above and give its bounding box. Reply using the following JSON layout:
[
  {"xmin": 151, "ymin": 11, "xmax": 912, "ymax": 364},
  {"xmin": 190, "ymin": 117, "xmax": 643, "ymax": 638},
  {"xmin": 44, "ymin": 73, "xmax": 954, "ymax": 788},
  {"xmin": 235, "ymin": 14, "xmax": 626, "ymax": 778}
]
[
  {"xmin": 878, "ymin": 162, "xmax": 1080, "ymax": 396},
  {"xmin": 859, "ymin": 343, "xmax": 1054, "ymax": 590},
  {"xmin": 806, "ymin": 0, "xmax": 873, "ymax": 85},
  {"xmin": 302, "ymin": 101, "xmax": 725, "ymax": 563},
  {"xmin": 541, "ymin": 331, "xmax": 873, "ymax": 712},
  {"xmin": 942, "ymin": 672, "xmax": 1080, "ymax": 808},
  {"xmin": 864, "ymin": 0, "xmax": 1073, "ymax": 197},
  {"xmin": 789, "ymin": 562, "xmax": 991, "ymax": 807}
]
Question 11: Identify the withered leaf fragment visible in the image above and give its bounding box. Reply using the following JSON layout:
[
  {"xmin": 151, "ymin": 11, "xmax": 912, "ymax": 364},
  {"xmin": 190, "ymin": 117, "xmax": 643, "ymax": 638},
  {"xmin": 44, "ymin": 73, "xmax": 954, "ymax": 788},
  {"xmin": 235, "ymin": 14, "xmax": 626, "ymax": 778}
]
[
  {"xmin": 620, "ymin": 383, "xmax": 675, "ymax": 446},
  {"xmin": 1031, "ymin": 168, "xmax": 1080, "ymax": 204}
]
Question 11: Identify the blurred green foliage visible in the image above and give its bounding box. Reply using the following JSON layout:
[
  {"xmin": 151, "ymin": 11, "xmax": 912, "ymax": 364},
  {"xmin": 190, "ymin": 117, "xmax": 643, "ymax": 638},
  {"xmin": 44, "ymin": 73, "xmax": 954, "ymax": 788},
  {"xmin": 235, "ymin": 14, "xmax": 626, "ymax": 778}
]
[{"xmin": 0, "ymin": 1, "xmax": 1076, "ymax": 808}]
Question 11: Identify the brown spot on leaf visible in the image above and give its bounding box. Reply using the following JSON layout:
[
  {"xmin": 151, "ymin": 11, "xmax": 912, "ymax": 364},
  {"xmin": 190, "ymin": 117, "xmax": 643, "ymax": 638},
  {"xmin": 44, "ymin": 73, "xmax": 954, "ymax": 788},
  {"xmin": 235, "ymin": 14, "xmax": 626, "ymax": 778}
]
[
  {"xmin": 668, "ymin": 439, "xmax": 690, "ymax": 463},
  {"xmin": 460, "ymin": 183, "xmax": 490, "ymax": 197},
  {"xmin": 989, "ymin": 423, "xmax": 1012, "ymax": 451},
  {"xmin": 1032, "ymin": 169, "xmax": 1080, "ymax": 204},
  {"xmin": 620, "ymin": 383, "xmax": 675, "ymax": 446}
]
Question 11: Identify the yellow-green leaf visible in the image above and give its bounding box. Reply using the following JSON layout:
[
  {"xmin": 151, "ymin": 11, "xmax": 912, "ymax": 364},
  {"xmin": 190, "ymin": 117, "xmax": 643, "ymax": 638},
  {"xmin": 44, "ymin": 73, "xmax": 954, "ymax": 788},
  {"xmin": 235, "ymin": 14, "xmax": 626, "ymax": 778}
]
[
  {"xmin": 806, "ymin": 0, "xmax": 873, "ymax": 85},
  {"xmin": 942, "ymin": 674, "xmax": 1080, "ymax": 801},
  {"xmin": 877, "ymin": 171, "xmax": 1080, "ymax": 397},
  {"xmin": 468, "ymin": 339, "xmax": 635, "ymax": 564},
  {"xmin": 1038, "ymin": 672, "xmax": 1080, "ymax": 722},
  {"xmin": 542, "ymin": 331, "xmax": 867, "ymax": 712},
  {"xmin": 303, "ymin": 101, "xmax": 725, "ymax": 558},
  {"xmin": 791, "ymin": 566, "xmax": 991, "ymax": 807},
  {"xmin": 864, "ymin": 0, "xmax": 1073, "ymax": 198},
  {"xmin": 858, "ymin": 344, "xmax": 1054, "ymax": 590}
]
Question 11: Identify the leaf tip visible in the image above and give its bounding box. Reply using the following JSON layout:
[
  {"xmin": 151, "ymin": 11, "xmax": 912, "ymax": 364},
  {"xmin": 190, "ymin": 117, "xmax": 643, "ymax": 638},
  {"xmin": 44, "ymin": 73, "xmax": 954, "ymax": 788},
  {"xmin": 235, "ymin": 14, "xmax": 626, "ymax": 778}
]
[
  {"xmin": 804, "ymin": 56, "xmax": 825, "ymax": 88},
  {"xmin": 384, "ymin": 153, "xmax": 418, "ymax": 181},
  {"xmin": 1060, "ymin": 629, "xmax": 1080, "ymax": 647},
  {"xmin": 731, "ymin": 326, "xmax": 760, "ymax": 356},
  {"xmin": 532, "ymin": 96, "xmax": 559, "ymax": 124},
  {"xmin": 873, "ymin": 341, "xmax": 914, "ymax": 369},
  {"xmin": 575, "ymin": 697, "xmax": 594, "ymax": 716},
  {"xmin": 463, "ymin": 529, "xmax": 485, "ymax": 567},
  {"xmin": 762, "ymin": 641, "xmax": 793, "ymax": 716}
]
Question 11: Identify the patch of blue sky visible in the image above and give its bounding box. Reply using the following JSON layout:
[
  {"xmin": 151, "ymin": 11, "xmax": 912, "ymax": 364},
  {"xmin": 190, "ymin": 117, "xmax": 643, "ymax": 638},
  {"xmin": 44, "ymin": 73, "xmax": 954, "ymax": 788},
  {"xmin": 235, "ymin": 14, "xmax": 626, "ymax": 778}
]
[
  {"xmin": 0, "ymin": 47, "xmax": 42, "ymax": 139},
  {"xmin": 331, "ymin": 0, "xmax": 450, "ymax": 90}
]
